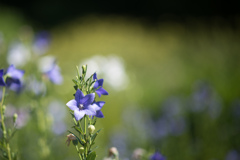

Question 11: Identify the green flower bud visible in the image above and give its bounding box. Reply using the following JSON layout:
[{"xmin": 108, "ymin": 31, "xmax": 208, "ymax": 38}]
[
  {"xmin": 13, "ymin": 113, "xmax": 18, "ymax": 123},
  {"xmin": 88, "ymin": 125, "xmax": 95, "ymax": 134},
  {"xmin": 79, "ymin": 147, "xmax": 84, "ymax": 154},
  {"xmin": 82, "ymin": 65, "xmax": 87, "ymax": 76}
]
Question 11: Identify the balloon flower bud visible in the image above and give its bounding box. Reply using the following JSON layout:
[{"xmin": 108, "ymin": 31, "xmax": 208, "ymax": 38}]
[
  {"xmin": 88, "ymin": 125, "xmax": 95, "ymax": 134},
  {"xmin": 13, "ymin": 113, "xmax": 18, "ymax": 123},
  {"xmin": 82, "ymin": 65, "xmax": 87, "ymax": 76},
  {"xmin": 79, "ymin": 147, "xmax": 84, "ymax": 154}
]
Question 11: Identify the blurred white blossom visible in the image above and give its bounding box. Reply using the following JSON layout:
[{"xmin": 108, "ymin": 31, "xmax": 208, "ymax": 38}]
[
  {"xmin": 7, "ymin": 42, "xmax": 31, "ymax": 67},
  {"xmin": 80, "ymin": 55, "xmax": 129, "ymax": 91}
]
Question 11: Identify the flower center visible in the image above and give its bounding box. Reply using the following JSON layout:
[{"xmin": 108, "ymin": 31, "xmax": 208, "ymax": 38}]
[{"xmin": 79, "ymin": 104, "xmax": 84, "ymax": 110}]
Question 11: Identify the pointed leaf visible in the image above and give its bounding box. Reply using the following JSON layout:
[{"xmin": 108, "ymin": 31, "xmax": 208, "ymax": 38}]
[{"xmin": 87, "ymin": 151, "xmax": 96, "ymax": 160}]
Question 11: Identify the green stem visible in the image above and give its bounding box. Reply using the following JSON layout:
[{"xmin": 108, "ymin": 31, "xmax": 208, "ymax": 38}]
[
  {"xmin": 0, "ymin": 87, "xmax": 6, "ymax": 144},
  {"xmin": 75, "ymin": 146, "xmax": 82, "ymax": 160},
  {"xmin": 0, "ymin": 87, "xmax": 12, "ymax": 160}
]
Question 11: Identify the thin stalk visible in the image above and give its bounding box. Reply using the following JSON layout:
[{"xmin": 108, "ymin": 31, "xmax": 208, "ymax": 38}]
[
  {"xmin": 0, "ymin": 87, "xmax": 6, "ymax": 144},
  {"xmin": 0, "ymin": 87, "xmax": 12, "ymax": 160},
  {"xmin": 75, "ymin": 145, "xmax": 82, "ymax": 160}
]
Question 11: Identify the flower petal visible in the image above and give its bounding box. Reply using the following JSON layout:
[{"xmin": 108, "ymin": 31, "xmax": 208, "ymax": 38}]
[
  {"xmin": 84, "ymin": 107, "xmax": 96, "ymax": 116},
  {"xmin": 80, "ymin": 93, "xmax": 95, "ymax": 107},
  {"xmin": 96, "ymin": 87, "xmax": 108, "ymax": 97},
  {"xmin": 93, "ymin": 73, "xmax": 97, "ymax": 81},
  {"xmin": 95, "ymin": 110, "xmax": 104, "ymax": 118},
  {"xmin": 97, "ymin": 79, "xmax": 104, "ymax": 87},
  {"xmin": 74, "ymin": 110, "xmax": 85, "ymax": 121},
  {"xmin": 0, "ymin": 69, "xmax": 5, "ymax": 86},
  {"xmin": 75, "ymin": 89, "xmax": 84, "ymax": 105},
  {"xmin": 66, "ymin": 99, "xmax": 78, "ymax": 111},
  {"xmin": 91, "ymin": 101, "xmax": 105, "ymax": 111},
  {"xmin": 90, "ymin": 103, "xmax": 101, "ymax": 111},
  {"xmin": 6, "ymin": 65, "xmax": 24, "ymax": 79}
]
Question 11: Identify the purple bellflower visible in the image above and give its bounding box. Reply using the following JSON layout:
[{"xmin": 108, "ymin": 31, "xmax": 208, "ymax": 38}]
[
  {"xmin": 45, "ymin": 64, "xmax": 63, "ymax": 85},
  {"xmin": 0, "ymin": 69, "xmax": 6, "ymax": 86},
  {"xmin": 5, "ymin": 65, "xmax": 24, "ymax": 91},
  {"xmin": 66, "ymin": 89, "xmax": 96, "ymax": 121},
  {"xmin": 91, "ymin": 101, "xmax": 105, "ymax": 118},
  {"xmin": 93, "ymin": 73, "xmax": 108, "ymax": 97},
  {"xmin": 33, "ymin": 31, "xmax": 50, "ymax": 55},
  {"xmin": 150, "ymin": 151, "xmax": 166, "ymax": 160}
]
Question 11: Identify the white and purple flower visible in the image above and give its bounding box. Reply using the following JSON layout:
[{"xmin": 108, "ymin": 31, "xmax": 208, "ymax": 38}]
[{"xmin": 66, "ymin": 89, "xmax": 96, "ymax": 121}]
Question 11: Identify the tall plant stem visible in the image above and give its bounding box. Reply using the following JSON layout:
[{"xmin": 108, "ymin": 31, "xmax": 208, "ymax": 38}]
[{"xmin": 0, "ymin": 87, "xmax": 12, "ymax": 160}]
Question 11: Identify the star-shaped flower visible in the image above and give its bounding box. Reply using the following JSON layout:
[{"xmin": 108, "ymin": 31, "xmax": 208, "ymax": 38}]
[
  {"xmin": 0, "ymin": 69, "xmax": 6, "ymax": 86},
  {"xmin": 93, "ymin": 73, "xmax": 108, "ymax": 97},
  {"xmin": 66, "ymin": 89, "xmax": 96, "ymax": 121}
]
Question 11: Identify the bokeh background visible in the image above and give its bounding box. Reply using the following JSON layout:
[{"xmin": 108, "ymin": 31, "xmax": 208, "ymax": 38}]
[{"xmin": 0, "ymin": 1, "xmax": 240, "ymax": 160}]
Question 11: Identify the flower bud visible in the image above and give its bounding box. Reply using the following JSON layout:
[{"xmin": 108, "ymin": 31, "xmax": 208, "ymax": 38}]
[
  {"xmin": 66, "ymin": 133, "xmax": 77, "ymax": 146},
  {"xmin": 88, "ymin": 125, "xmax": 95, "ymax": 134},
  {"xmin": 13, "ymin": 113, "xmax": 18, "ymax": 123},
  {"xmin": 79, "ymin": 147, "xmax": 84, "ymax": 154},
  {"xmin": 108, "ymin": 147, "xmax": 119, "ymax": 157},
  {"xmin": 82, "ymin": 65, "xmax": 87, "ymax": 76}
]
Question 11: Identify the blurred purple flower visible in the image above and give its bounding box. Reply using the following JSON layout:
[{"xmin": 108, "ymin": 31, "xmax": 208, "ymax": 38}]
[
  {"xmin": 45, "ymin": 64, "xmax": 63, "ymax": 85},
  {"xmin": 225, "ymin": 150, "xmax": 240, "ymax": 160},
  {"xmin": 5, "ymin": 65, "xmax": 24, "ymax": 92},
  {"xmin": 0, "ymin": 69, "xmax": 5, "ymax": 86},
  {"xmin": 150, "ymin": 151, "xmax": 166, "ymax": 160},
  {"xmin": 191, "ymin": 82, "xmax": 222, "ymax": 119},
  {"xmin": 66, "ymin": 89, "xmax": 96, "ymax": 121},
  {"xmin": 93, "ymin": 73, "xmax": 108, "ymax": 97},
  {"xmin": 91, "ymin": 101, "xmax": 105, "ymax": 118},
  {"xmin": 33, "ymin": 31, "xmax": 50, "ymax": 55},
  {"xmin": 38, "ymin": 56, "xmax": 63, "ymax": 85}
]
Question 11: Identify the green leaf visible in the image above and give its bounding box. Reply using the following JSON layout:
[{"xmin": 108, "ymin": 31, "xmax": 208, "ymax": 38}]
[
  {"xmin": 91, "ymin": 129, "xmax": 102, "ymax": 144},
  {"xmin": 87, "ymin": 151, "xmax": 96, "ymax": 160},
  {"xmin": 73, "ymin": 126, "xmax": 83, "ymax": 135}
]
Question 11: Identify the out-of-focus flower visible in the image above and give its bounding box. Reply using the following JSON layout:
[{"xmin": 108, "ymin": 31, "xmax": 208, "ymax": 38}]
[
  {"xmin": 66, "ymin": 134, "xmax": 76, "ymax": 146},
  {"xmin": 80, "ymin": 55, "xmax": 129, "ymax": 91},
  {"xmin": 150, "ymin": 151, "xmax": 166, "ymax": 160},
  {"xmin": 108, "ymin": 147, "xmax": 119, "ymax": 158},
  {"xmin": 7, "ymin": 42, "xmax": 31, "ymax": 67},
  {"xmin": 93, "ymin": 73, "xmax": 108, "ymax": 97},
  {"xmin": 66, "ymin": 89, "xmax": 96, "ymax": 121},
  {"xmin": 0, "ymin": 69, "xmax": 5, "ymax": 86},
  {"xmin": 91, "ymin": 101, "xmax": 105, "ymax": 118},
  {"xmin": 132, "ymin": 148, "xmax": 146, "ymax": 160},
  {"xmin": 225, "ymin": 150, "xmax": 240, "ymax": 160},
  {"xmin": 5, "ymin": 65, "xmax": 25, "ymax": 92},
  {"xmin": 191, "ymin": 82, "xmax": 222, "ymax": 119},
  {"xmin": 38, "ymin": 56, "xmax": 63, "ymax": 85},
  {"xmin": 32, "ymin": 31, "xmax": 50, "ymax": 55}
]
